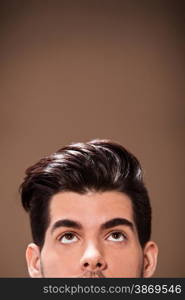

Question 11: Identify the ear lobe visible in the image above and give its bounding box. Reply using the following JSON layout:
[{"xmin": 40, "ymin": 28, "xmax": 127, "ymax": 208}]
[
  {"xmin": 26, "ymin": 243, "xmax": 42, "ymax": 278},
  {"xmin": 143, "ymin": 241, "xmax": 158, "ymax": 278}
]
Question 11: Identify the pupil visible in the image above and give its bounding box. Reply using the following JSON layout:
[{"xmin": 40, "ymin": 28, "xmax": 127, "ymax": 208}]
[
  {"xmin": 66, "ymin": 233, "xmax": 73, "ymax": 239},
  {"xmin": 113, "ymin": 232, "xmax": 120, "ymax": 239}
]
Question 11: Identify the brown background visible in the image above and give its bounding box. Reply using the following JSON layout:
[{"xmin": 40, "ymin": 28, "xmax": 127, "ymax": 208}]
[{"xmin": 0, "ymin": 1, "xmax": 184, "ymax": 277}]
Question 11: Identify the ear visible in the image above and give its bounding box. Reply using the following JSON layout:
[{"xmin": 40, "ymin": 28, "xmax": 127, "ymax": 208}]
[
  {"xmin": 143, "ymin": 241, "xmax": 158, "ymax": 277},
  {"xmin": 26, "ymin": 243, "xmax": 42, "ymax": 278}
]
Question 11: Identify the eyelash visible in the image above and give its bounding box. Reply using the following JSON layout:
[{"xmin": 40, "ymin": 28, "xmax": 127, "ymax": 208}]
[
  {"xmin": 58, "ymin": 230, "xmax": 127, "ymax": 243},
  {"xmin": 58, "ymin": 231, "xmax": 78, "ymax": 242},
  {"xmin": 107, "ymin": 231, "xmax": 127, "ymax": 241}
]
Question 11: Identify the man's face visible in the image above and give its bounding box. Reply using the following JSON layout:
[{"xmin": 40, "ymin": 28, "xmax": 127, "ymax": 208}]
[{"xmin": 26, "ymin": 191, "xmax": 158, "ymax": 277}]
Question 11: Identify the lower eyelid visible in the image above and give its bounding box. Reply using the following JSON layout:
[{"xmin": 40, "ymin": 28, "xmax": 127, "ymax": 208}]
[
  {"xmin": 57, "ymin": 231, "xmax": 127, "ymax": 242},
  {"xmin": 107, "ymin": 232, "xmax": 127, "ymax": 240},
  {"xmin": 59, "ymin": 234, "xmax": 79, "ymax": 243}
]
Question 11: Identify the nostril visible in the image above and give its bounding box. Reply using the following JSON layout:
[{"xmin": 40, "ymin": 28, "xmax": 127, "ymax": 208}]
[
  {"xmin": 83, "ymin": 261, "xmax": 104, "ymax": 269},
  {"xmin": 84, "ymin": 262, "xmax": 89, "ymax": 267}
]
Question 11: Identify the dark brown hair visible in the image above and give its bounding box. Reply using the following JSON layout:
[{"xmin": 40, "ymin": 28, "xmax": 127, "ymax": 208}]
[{"xmin": 20, "ymin": 139, "xmax": 151, "ymax": 248}]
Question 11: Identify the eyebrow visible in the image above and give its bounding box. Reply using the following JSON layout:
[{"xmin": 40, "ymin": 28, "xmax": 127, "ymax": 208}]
[
  {"xmin": 101, "ymin": 218, "xmax": 134, "ymax": 231},
  {"xmin": 51, "ymin": 217, "xmax": 134, "ymax": 234},
  {"xmin": 51, "ymin": 219, "xmax": 82, "ymax": 234}
]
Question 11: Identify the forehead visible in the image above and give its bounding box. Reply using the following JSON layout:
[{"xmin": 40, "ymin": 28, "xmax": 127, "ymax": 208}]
[{"xmin": 49, "ymin": 191, "xmax": 135, "ymax": 227}]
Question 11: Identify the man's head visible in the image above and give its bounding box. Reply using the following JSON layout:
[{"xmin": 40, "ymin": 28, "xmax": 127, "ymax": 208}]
[{"xmin": 20, "ymin": 139, "xmax": 158, "ymax": 277}]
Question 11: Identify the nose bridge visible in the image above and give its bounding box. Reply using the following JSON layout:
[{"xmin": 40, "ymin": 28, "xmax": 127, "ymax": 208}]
[
  {"xmin": 84, "ymin": 241, "xmax": 101, "ymax": 258},
  {"xmin": 80, "ymin": 241, "xmax": 107, "ymax": 271}
]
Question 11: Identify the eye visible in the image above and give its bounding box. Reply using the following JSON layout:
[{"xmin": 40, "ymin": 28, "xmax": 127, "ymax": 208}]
[
  {"xmin": 59, "ymin": 232, "xmax": 78, "ymax": 244},
  {"xmin": 107, "ymin": 231, "xmax": 126, "ymax": 242}
]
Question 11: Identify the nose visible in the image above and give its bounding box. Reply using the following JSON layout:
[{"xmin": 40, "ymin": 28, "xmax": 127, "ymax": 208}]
[{"xmin": 80, "ymin": 243, "xmax": 107, "ymax": 272}]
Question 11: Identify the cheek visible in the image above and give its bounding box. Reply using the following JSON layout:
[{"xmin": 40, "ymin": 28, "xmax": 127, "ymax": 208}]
[
  {"xmin": 40, "ymin": 244, "xmax": 82, "ymax": 277},
  {"xmin": 106, "ymin": 246, "xmax": 143, "ymax": 277}
]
